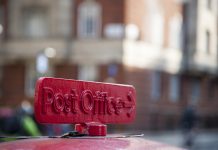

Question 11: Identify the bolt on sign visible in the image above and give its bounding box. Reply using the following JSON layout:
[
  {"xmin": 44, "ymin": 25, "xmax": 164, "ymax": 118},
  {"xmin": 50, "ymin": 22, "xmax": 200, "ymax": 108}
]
[{"xmin": 35, "ymin": 77, "xmax": 136, "ymax": 124}]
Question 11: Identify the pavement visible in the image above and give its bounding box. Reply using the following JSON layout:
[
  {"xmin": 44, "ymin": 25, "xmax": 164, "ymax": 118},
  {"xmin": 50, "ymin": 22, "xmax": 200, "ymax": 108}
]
[{"xmin": 142, "ymin": 130, "xmax": 218, "ymax": 150}]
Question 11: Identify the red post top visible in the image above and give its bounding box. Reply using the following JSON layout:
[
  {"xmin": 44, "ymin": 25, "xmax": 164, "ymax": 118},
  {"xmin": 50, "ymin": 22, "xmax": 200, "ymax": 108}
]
[{"xmin": 34, "ymin": 77, "xmax": 136, "ymax": 136}]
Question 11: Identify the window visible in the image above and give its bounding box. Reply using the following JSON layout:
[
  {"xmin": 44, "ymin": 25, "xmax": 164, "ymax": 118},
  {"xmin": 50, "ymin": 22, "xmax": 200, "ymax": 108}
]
[
  {"xmin": 207, "ymin": 0, "xmax": 212, "ymax": 10},
  {"xmin": 151, "ymin": 71, "xmax": 161, "ymax": 100},
  {"xmin": 0, "ymin": 5, "xmax": 4, "ymax": 38},
  {"xmin": 208, "ymin": 81, "xmax": 216, "ymax": 100},
  {"xmin": 25, "ymin": 63, "xmax": 37, "ymax": 97},
  {"xmin": 205, "ymin": 30, "xmax": 211, "ymax": 54},
  {"xmin": 36, "ymin": 53, "xmax": 48, "ymax": 74},
  {"xmin": 190, "ymin": 79, "xmax": 201, "ymax": 104},
  {"xmin": 22, "ymin": 6, "xmax": 49, "ymax": 38},
  {"xmin": 78, "ymin": 65, "xmax": 99, "ymax": 81},
  {"xmin": 107, "ymin": 64, "xmax": 118, "ymax": 77},
  {"xmin": 169, "ymin": 75, "xmax": 180, "ymax": 102},
  {"xmin": 25, "ymin": 61, "xmax": 54, "ymax": 97},
  {"xmin": 169, "ymin": 14, "xmax": 182, "ymax": 49},
  {"xmin": 147, "ymin": 1, "xmax": 164, "ymax": 45},
  {"xmin": 78, "ymin": 1, "xmax": 101, "ymax": 38},
  {"xmin": 150, "ymin": 14, "xmax": 164, "ymax": 45},
  {"xmin": 59, "ymin": 0, "xmax": 72, "ymax": 37},
  {"xmin": 0, "ymin": 67, "xmax": 2, "ymax": 97},
  {"xmin": 0, "ymin": 5, "xmax": 3, "ymax": 23},
  {"xmin": 104, "ymin": 23, "xmax": 124, "ymax": 39}
]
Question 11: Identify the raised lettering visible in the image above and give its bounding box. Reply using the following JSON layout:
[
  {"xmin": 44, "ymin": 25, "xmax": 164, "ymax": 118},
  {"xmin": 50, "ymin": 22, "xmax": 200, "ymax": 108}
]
[
  {"xmin": 41, "ymin": 87, "xmax": 133, "ymax": 116},
  {"xmin": 81, "ymin": 90, "xmax": 94, "ymax": 114},
  {"xmin": 43, "ymin": 87, "xmax": 54, "ymax": 114},
  {"xmin": 53, "ymin": 93, "xmax": 65, "ymax": 113},
  {"xmin": 70, "ymin": 89, "xmax": 78, "ymax": 113},
  {"xmin": 113, "ymin": 98, "xmax": 123, "ymax": 115},
  {"xmin": 125, "ymin": 91, "xmax": 135, "ymax": 117},
  {"xmin": 107, "ymin": 97, "xmax": 115, "ymax": 115}
]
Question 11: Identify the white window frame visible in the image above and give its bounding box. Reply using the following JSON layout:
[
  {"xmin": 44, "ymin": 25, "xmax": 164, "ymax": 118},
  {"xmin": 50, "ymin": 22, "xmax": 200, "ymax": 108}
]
[
  {"xmin": 78, "ymin": 1, "xmax": 101, "ymax": 38},
  {"xmin": 147, "ymin": 0, "xmax": 164, "ymax": 45},
  {"xmin": 206, "ymin": 0, "xmax": 212, "ymax": 10},
  {"xmin": 168, "ymin": 14, "xmax": 182, "ymax": 49},
  {"xmin": 205, "ymin": 30, "xmax": 211, "ymax": 54}
]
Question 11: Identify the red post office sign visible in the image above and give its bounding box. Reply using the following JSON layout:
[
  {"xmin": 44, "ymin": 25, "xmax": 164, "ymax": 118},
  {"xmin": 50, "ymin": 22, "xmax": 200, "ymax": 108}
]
[{"xmin": 35, "ymin": 77, "xmax": 136, "ymax": 124}]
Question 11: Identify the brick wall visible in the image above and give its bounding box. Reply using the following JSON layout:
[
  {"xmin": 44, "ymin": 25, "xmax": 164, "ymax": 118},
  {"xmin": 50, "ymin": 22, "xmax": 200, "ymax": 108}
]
[
  {"xmin": 125, "ymin": 67, "xmax": 218, "ymax": 130},
  {"xmin": 124, "ymin": 0, "xmax": 147, "ymax": 40},
  {"xmin": 0, "ymin": 63, "xmax": 25, "ymax": 107},
  {"xmin": 124, "ymin": 67, "xmax": 190, "ymax": 130},
  {"xmin": 55, "ymin": 63, "xmax": 78, "ymax": 79},
  {"xmin": 124, "ymin": 67, "xmax": 151, "ymax": 130}
]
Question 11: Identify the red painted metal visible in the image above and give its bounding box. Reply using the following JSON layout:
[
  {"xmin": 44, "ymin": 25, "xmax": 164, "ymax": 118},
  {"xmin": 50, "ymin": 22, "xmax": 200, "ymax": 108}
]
[
  {"xmin": 75, "ymin": 122, "xmax": 107, "ymax": 136},
  {"xmin": 35, "ymin": 77, "xmax": 136, "ymax": 124},
  {"xmin": 0, "ymin": 137, "xmax": 184, "ymax": 150},
  {"xmin": 35, "ymin": 77, "xmax": 136, "ymax": 136}
]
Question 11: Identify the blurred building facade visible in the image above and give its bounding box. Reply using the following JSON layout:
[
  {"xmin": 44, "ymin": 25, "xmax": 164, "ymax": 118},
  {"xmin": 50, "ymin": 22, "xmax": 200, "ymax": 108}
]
[{"xmin": 0, "ymin": 0, "xmax": 218, "ymax": 130}]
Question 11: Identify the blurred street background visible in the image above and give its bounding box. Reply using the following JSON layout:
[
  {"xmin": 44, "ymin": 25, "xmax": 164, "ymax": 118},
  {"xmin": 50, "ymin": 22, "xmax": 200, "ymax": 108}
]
[
  {"xmin": 0, "ymin": 0, "xmax": 218, "ymax": 149},
  {"xmin": 143, "ymin": 130, "xmax": 218, "ymax": 150}
]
